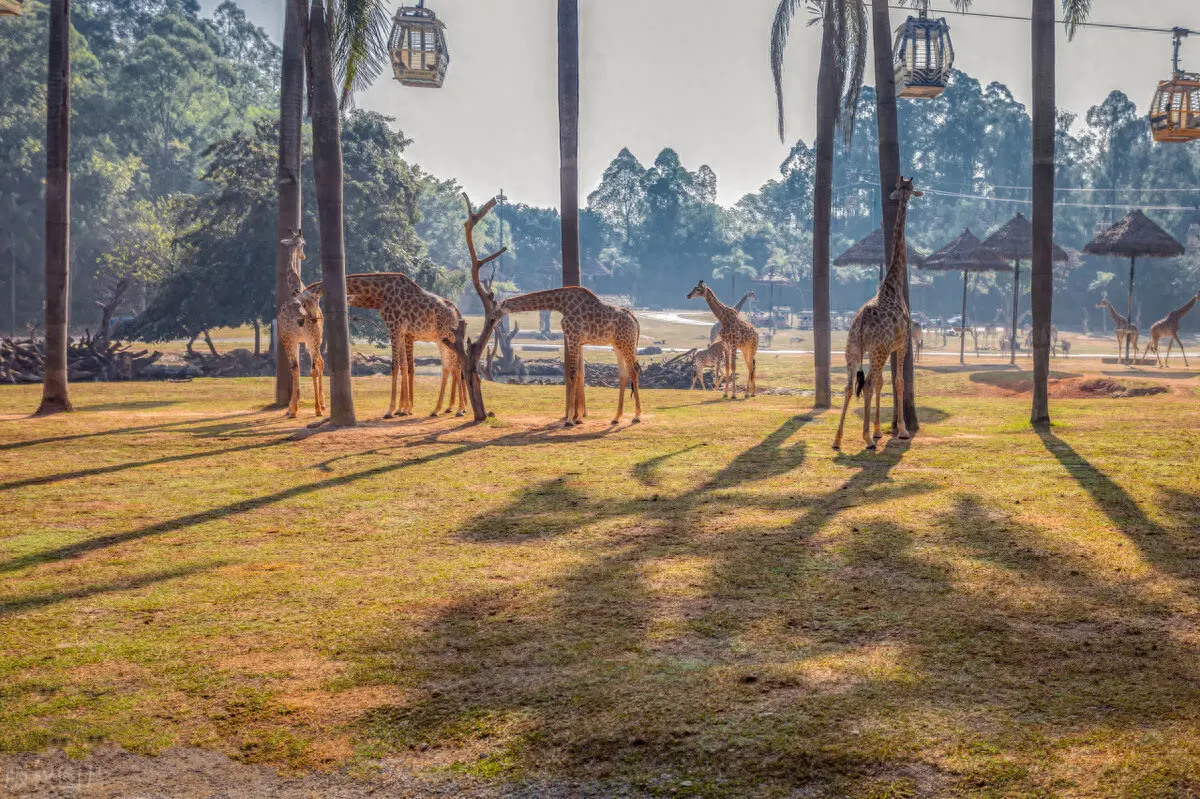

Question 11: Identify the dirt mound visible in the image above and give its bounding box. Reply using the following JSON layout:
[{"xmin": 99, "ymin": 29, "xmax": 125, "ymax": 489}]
[
  {"xmin": 1075, "ymin": 378, "xmax": 1168, "ymax": 398},
  {"xmin": 968, "ymin": 370, "xmax": 1169, "ymax": 399}
]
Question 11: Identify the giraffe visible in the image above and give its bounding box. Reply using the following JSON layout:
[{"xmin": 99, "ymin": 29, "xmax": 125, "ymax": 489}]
[
  {"xmin": 709, "ymin": 290, "xmax": 757, "ymax": 344},
  {"xmin": 690, "ymin": 340, "xmax": 728, "ymax": 390},
  {"xmin": 833, "ymin": 176, "xmax": 919, "ymax": 451},
  {"xmin": 1097, "ymin": 298, "xmax": 1139, "ymax": 365},
  {"xmin": 687, "ymin": 281, "xmax": 758, "ymax": 399},
  {"xmin": 1140, "ymin": 292, "xmax": 1199, "ymax": 367},
  {"xmin": 911, "ymin": 320, "xmax": 924, "ymax": 363},
  {"xmin": 276, "ymin": 229, "xmax": 325, "ymax": 418},
  {"xmin": 300, "ymin": 272, "xmax": 465, "ymax": 417},
  {"xmin": 498, "ymin": 287, "xmax": 641, "ymax": 426}
]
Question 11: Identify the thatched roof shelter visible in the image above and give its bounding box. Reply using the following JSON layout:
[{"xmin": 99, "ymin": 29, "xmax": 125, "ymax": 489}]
[
  {"xmin": 1083, "ymin": 210, "xmax": 1185, "ymax": 344},
  {"xmin": 978, "ymin": 214, "xmax": 1069, "ymax": 363},
  {"xmin": 0, "ymin": 0, "xmax": 22, "ymax": 15},
  {"xmin": 921, "ymin": 228, "xmax": 1011, "ymax": 273},
  {"xmin": 919, "ymin": 228, "xmax": 1012, "ymax": 364},
  {"xmin": 833, "ymin": 226, "xmax": 926, "ymax": 269},
  {"xmin": 978, "ymin": 213, "xmax": 1069, "ymax": 262},
  {"xmin": 1083, "ymin": 210, "xmax": 1184, "ymax": 260}
]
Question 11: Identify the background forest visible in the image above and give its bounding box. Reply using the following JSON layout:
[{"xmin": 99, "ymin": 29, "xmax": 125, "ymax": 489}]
[{"xmin": 3, "ymin": 0, "xmax": 1200, "ymax": 345}]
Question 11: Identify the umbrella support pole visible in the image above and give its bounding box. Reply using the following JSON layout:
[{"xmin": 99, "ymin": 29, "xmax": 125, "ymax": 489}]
[
  {"xmin": 1010, "ymin": 259, "xmax": 1020, "ymax": 366},
  {"xmin": 1127, "ymin": 255, "xmax": 1136, "ymax": 364},
  {"xmin": 960, "ymin": 270, "xmax": 968, "ymax": 365}
]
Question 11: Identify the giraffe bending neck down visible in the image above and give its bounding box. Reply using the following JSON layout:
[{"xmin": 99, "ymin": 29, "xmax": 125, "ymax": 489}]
[
  {"xmin": 687, "ymin": 281, "xmax": 758, "ymax": 399},
  {"xmin": 832, "ymin": 176, "xmax": 920, "ymax": 451},
  {"xmin": 498, "ymin": 287, "xmax": 642, "ymax": 426},
  {"xmin": 276, "ymin": 229, "xmax": 325, "ymax": 418},
  {"xmin": 1141, "ymin": 293, "xmax": 1198, "ymax": 367},
  {"xmin": 1097, "ymin": 298, "xmax": 1139, "ymax": 365}
]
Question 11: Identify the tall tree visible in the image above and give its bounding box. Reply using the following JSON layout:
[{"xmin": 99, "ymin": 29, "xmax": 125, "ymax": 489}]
[
  {"xmin": 1032, "ymin": 0, "xmax": 1090, "ymax": 424},
  {"xmin": 37, "ymin": 0, "xmax": 72, "ymax": 415},
  {"xmin": 307, "ymin": 0, "xmax": 355, "ymax": 426},
  {"xmin": 558, "ymin": 0, "xmax": 580, "ymax": 287},
  {"xmin": 772, "ymin": 0, "xmax": 867, "ymax": 408},
  {"xmin": 275, "ymin": 0, "xmax": 305, "ymax": 406}
]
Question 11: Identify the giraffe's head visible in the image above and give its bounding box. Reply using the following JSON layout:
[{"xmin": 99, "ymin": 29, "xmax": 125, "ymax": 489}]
[
  {"xmin": 280, "ymin": 228, "xmax": 306, "ymax": 260},
  {"xmin": 1096, "ymin": 298, "xmax": 1110, "ymax": 309},
  {"xmin": 292, "ymin": 286, "xmax": 323, "ymax": 328},
  {"xmin": 889, "ymin": 176, "xmax": 923, "ymax": 202},
  {"xmin": 686, "ymin": 280, "xmax": 709, "ymax": 301}
]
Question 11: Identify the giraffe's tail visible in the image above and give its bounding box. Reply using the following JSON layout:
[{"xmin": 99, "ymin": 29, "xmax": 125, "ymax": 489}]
[{"xmin": 855, "ymin": 369, "xmax": 866, "ymax": 398}]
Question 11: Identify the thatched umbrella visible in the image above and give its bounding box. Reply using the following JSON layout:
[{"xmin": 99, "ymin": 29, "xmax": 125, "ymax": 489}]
[
  {"xmin": 920, "ymin": 228, "xmax": 1012, "ymax": 364},
  {"xmin": 1083, "ymin": 210, "xmax": 1185, "ymax": 344},
  {"xmin": 834, "ymin": 226, "xmax": 926, "ymax": 285},
  {"xmin": 978, "ymin": 213, "xmax": 1069, "ymax": 365}
]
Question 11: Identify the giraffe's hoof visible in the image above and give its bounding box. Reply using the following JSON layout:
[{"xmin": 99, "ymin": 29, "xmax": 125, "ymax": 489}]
[
  {"xmin": 429, "ymin": 412, "xmax": 439, "ymax": 418},
  {"xmin": 383, "ymin": 412, "xmax": 394, "ymax": 419},
  {"xmin": 455, "ymin": 411, "xmax": 466, "ymax": 417},
  {"xmin": 873, "ymin": 433, "xmax": 883, "ymax": 441},
  {"xmin": 631, "ymin": 418, "xmax": 641, "ymax": 424},
  {"xmin": 564, "ymin": 421, "xmax": 574, "ymax": 428},
  {"xmin": 610, "ymin": 419, "xmax": 619, "ymax": 425},
  {"xmin": 898, "ymin": 432, "xmax": 911, "ymax": 440},
  {"xmin": 832, "ymin": 443, "xmax": 841, "ymax": 451},
  {"xmin": 866, "ymin": 443, "xmax": 877, "ymax": 452}
]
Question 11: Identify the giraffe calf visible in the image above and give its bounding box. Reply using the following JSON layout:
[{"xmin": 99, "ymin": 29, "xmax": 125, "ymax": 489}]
[{"xmin": 690, "ymin": 341, "xmax": 727, "ymax": 390}]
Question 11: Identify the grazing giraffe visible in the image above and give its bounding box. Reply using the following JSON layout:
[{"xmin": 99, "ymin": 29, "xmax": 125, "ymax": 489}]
[
  {"xmin": 911, "ymin": 320, "xmax": 924, "ymax": 362},
  {"xmin": 833, "ymin": 176, "xmax": 920, "ymax": 451},
  {"xmin": 690, "ymin": 340, "xmax": 728, "ymax": 390},
  {"xmin": 709, "ymin": 290, "xmax": 757, "ymax": 344},
  {"xmin": 301, "ymin": 273, "xmax": 465, "ymax": 417},
  {"xmin": 687, "ymin": 281, "xmax": 758, "ymax": 399},
  {"xmin": 276, "ymin": 229, "xmax": 325, "ymax": 419},
  {"xmin": 1097, "ymin": 298, "xmax": 1139, "ymax": 365},
  {"xmin": 1141, "ymin": 292, "xmax": 1199, "ymax": 367},
  {"xmin": 498, "ymin": 288, "xmax": 642, "ymax": 426}
]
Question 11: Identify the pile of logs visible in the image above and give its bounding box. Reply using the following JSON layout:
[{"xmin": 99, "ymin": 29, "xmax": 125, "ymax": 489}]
[
  {"xmin": 0, "ymin": 333, "xmax": 164, "ymax": 384},
  {"xmin": 507, "ymin": 352, "xmax": 698, "ymax": 390}
]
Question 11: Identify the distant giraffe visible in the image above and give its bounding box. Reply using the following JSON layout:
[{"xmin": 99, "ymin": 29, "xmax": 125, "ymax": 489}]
[
  {"xmin": 1097, "ymin": 298, "xmax": 1139, "ymax": 364},
  {"xmin": 687, "ymin": 281, "xmax": 758, "ymax": 399},
  {"xmin": 709, "ymin": 290, "xmax": 756, "ymax": 344},
  {"xmin": 911, "ymin": 320, "xmax": 924, "ymax": 362},
  {"xmin": 1141, "ymin": 292, "xmax": 1199, "ymax": 367},
  {"xmin": 690, "ymin": 340, "xmax": 728, "ymax": 390},
  {"xmin": 301, "ymin": 273, "xmax": 464, "ymax": 417},
  {"xmin": 833, "ymin": 176, "xmax": 919, "ymax": 451},
  {"xmin": 498, "ymin": 287, "xmax": 642, "ymax": 426},
  {"xmin": 276, "ymin": 229, "xmax": 325, "ymax": 419}
]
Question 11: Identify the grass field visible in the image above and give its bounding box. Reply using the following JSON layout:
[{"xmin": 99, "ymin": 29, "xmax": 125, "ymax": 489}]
[{"xmin": 2, "ymin": 354, "xmax": 1199, "ymax": 797}]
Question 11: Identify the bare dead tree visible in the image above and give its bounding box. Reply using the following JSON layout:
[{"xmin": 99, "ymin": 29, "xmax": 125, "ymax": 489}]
[
  {"xmin": 444, "ymin": 194, "xmax": 507, "ymax": 421},
  {"xmin": 487, "ymin": 315, "xmax": 521, "ymax": 378},
  {"xmin": 94, "ymin": 277, "xmax": 130, "ymax": 345}
]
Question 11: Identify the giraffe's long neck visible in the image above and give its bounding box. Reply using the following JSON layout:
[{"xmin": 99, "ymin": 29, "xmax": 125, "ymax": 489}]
[
  {"xmin": 285, "ymin": 251, "xmax": 303, "ymax": 294},
  {"xmin": 501, "ymin": 288, "xmax": 572, "ymax": 314},
  {"xmin": 298, "ymin": 276, "xmax": 387, "ymax": 311},
  {"xmin": 732, "ymin": 291, "xmax": 754, "ymax": 312},
  {"xmin": 1103, "ymin": 301, "xmax": 1129, "ymax": 328},
  {"xmin": 704, "ymin": 288, "xmax": 735, "ymax": 324},
  {"xmin": 1173, "ymin": 295, "xmax": 1198, "ymax": 320},
  {"xmin": 881, "ymin": 197, "xmax": 910, "ymax": 298}
]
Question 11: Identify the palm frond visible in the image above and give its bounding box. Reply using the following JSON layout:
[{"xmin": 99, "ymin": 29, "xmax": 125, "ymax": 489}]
[
  {"xmin": 770, "ymin": 0, "xmax": 808, "ymax": 142},
  {"xmin": 897, "ymin": 0, "xmax": 973, "ymax": 12},
  {"xmin": 837, "ymin": 0, "xmax": 868, "ymax": 144},
  {"xmin": 1061, "ymin": 0, "xmax": 1091, "ymax": 40},
  {"xmin": 331, "ymin": 0, "xmax": 391, "ymax": 110}
]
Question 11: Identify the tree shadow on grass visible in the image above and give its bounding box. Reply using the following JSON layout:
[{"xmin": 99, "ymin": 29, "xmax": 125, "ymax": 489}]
[
  {"xmin": 74, "ymin": 400, "xmax": 184, "ymax": 412},
  {"xmin": 0, "ymin": 561, "xmax": 228, "ymax": 615},
  {"xmin": 0, "ymin": 411, "xmax": 263, "ymax": 452}
]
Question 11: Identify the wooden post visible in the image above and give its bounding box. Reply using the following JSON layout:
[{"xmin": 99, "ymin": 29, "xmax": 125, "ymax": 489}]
[
  {"xmin": 558, "ymin": 0, "xmax": 580, "ymax": 287},
  {"xmin": 960, "ymin": 270, "xmax": 968, "ymax": 365},
  {"xmin": 1127, "ymin": 255, "xmax": 1136, "ymax": 363},
  {"xmin": 1010, "ymin": 259, "xmax": 1020, "ymax": 365}
]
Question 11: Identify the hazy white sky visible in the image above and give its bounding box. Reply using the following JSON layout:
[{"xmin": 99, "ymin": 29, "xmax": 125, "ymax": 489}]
[{"xmin": 213, "ymin": 1, "xmax": 1200, "ymax": 208}]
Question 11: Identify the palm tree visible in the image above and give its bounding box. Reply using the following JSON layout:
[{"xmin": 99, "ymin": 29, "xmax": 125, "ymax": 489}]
[
  {"xmin": 771, "ymin": 0, "xmax": 867, "ymax": 409},
  {"xmin": 559, "ymin": 0, "xmax": 581, "ymax": 287},
  {"xmin": 36, "ymin": 0, "xmax": 72, "ymax": 415},
  {"xmin": 275, "ymin": 0, "xmax": 305, "ymax": 407},
  {"xmin": 1031, "ymin": 0, "xmax": 1089, "ymax": 425}
]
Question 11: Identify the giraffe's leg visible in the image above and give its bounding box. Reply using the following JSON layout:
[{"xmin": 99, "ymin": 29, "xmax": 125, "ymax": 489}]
[
  {"xmin": 630, "ymin": 358, "xmax": 641, "ymax": 423},
  {"xmin": 690, "ymin": 364, "xmax": 700, "ymax": 391},
  {"xmin": 286, "ymin": 344, "xmax": 301, "ymax": 419},
  {"xmin": 1173, "ymin": 334, "xmax": 1188, "ymax": 367},
  {"xmin": 613, "ymin": 353, "xmax": 627, "ymax": 425},
  {"xmin": 744, "ymin": 344, "xmax": 757, "ymax": 397},
  {"xmin": 386, "ymin": 335, "xmax": 402, "ymax": 418},
  {"xmin": 563, "ymin": 339, "xmax": 576, "ymax": 426},
  {"xmin": 894, "ymin": 368, "xmax": 910, "ymax": 441},
  {"xmin": 724, "ymin": 345, "xmax": 736, "ymax": 399},
  {"xmin": 456, "ymin": 366, "xmax": 468, "ymax": 415},
  {"xmin": 832, "ymin": 365, "xmax": 855, "ymax": 451},
  {"xmin": 402, "ymin": 337, "xmax": 416, "ymax": 415},
  {"xmin": 432, "ymin": 345, "xmax": 449, "ymax": 416},
  {"xmin": 873, "ymin": 367, "xmax": 884, "ymax": 441},
  {"xmin": 865, "ymin": 355, "xmax": 887, "ymax": 450},
  {"xmin": 577, "ymin": 351, "xmax": 587, "ymax": 421}
]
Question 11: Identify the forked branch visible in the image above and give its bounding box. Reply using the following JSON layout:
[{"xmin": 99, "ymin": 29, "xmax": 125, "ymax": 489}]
[{"xmin": 444, "ymin": 193, "xmax": 509, "ymax": 421}]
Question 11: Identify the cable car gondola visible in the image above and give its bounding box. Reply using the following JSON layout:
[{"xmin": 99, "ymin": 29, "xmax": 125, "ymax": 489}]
[
  {"xmin": 388, "ymin": 1, "xmax": 449, "ymax": 89},
  {"xmin": 1150, "ymin": 28, "xmax": 1199, "ymax": 143},
  {"xmin": 893, "ymin": 11, "xmax": 954, "ymax": 99}
]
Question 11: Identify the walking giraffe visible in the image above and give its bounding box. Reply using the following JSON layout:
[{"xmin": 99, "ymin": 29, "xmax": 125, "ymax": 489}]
[
  {"xmin": 276, "ymin": 229, "xmax": 325, "ymax": 418},
  {"xmin": 690, "ymin": 340, "xmax": 728, "ymax": 390},
  {"xmin": 833, "ymin": 176, "xmax": 920, "ymax": 451},
  {"xmin": 498, "ymin": 288, "xmax": 642, "ymax": 426},
  {"xmin": 687, "ymin": 281, "xmax": 758, "ymax": 399},
  {"xmin": 1097, "ymin": 298, "xmax": 1139, "ymax": 365},
  {"xmin": 1141, "ymin": 292, "xmax": 1199, "ymax": 367},
  {"xmin": 709, "ymin": 290, "xmax": 756, "ymax": 344}
]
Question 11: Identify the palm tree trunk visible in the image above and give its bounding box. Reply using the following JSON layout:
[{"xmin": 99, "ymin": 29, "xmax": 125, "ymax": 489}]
[
  {"xmin": 36, "ymin": 0, "xmax": 73, "ymax": 415},
  {"xmin": 309, "ymin": 0, "xmax": 356, "ymax": 426},
  {"xmin": 870, "ymin": 0, "xmax": 917, "ymax": 434},
  {"xmin": 811, "ymin": 9, "xmax": 838, "ymax": 409},
  {"xmin": 275, "ymin": 0, "xmax": 305, "ymax": 406},
  {"xmin": 1030, "ymin": 0, "xmax": 1055, "ymax": 423},
  {"xmin": 558, "ymin": 0, "xmax": 581, "ymax": 288}
]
